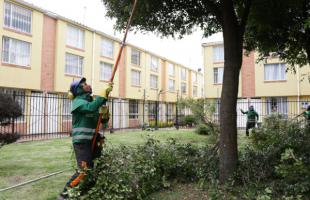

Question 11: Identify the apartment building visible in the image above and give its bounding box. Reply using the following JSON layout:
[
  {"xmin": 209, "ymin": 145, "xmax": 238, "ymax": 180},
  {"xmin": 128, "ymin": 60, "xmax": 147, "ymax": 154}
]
[
  {"xmin": 0, "ymin": 0, "xmax": 204, "ymax": 133},
  {"xmin": 202, "ymin": 41, "xmax": 310, "ymax": 126}
]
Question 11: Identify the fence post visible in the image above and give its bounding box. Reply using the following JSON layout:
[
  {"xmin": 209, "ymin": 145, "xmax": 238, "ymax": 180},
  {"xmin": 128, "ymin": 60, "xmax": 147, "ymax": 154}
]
[
  {"xmin": 166, "ymin": 103, "xmax": 168, "ymax": 124},
  {"xmin": 175, "ymin": 91, "xmax": 179, "ymax": 130},
  {"xmin": 12, "ymin": 91, "xmax": 16, "ymax": 134},
  {"xmin": 142, "ymin": 89, "xmax": 145, "ymax": 130},
  {"xmin": 110, "ymin": 99, "xmax": 114, "ymax": 133},
  {"xmin": 155, "ymin": 101, "xmax": 159, "ymax": 130}
]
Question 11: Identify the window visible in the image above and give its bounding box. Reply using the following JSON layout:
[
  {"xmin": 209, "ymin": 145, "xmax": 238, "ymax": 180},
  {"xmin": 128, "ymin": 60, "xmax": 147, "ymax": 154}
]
[
  {"xmin": 193, "ymin": 86, "xmax": 198, "ymax": 97},
  {"xmin": 192, "ymin": 73, "xmax": 197, "ymax": 83},
  {"xmin": 181, "ymin": 82, "xmax": 186, "ymax": 94},
  {"xmin": 150, "ymin": 56, "xmax": 159, "ymax": 72},
  {"xmin": 168, "ymin": 79, "xmax": 175, "ymax": 92},
  {"xmin": 167, "ymin": 104, "xmax": 174, "ymax": 121},
  {"xmin": 168, "ymin": 63, "xmax": 175, "ymax": 76},
  {"xmin": 213, "ymin": 45, "xmax": 224, "ymax": 62},
  {"xmin": 65, "ymin": 53, "xmax": 83, "ymax": 76},
  {"xmin": 150, "ymin": 75, "xmax": 158, "ymax": 89},
  {"xmin": 213, "ymin": 67, "xmax": 224, "ymax": 84},
  {"xmin": 201, "ymin": 88, "xmax": 204, "ymax": 97},
  {"xmin": 66, "ymin": 25, "xmax": 84, "ymax": 49},
  {"xmin": 4, "ymin": 1, "xmax": 32, "ymax": 33},
  {"xmin": 148, "ymin": 102, "xmax": 156, "ymax": 120},
  {"xmin": 264, "ymin": 63, "xmax": 286, "ymax": 81},
  {"xmin": 131, "ymin": 70, "xmax": 141, "ymax": 86},
  {"xmin": 266, "ymin": 97, "xmax": 288, "ymax": 117},
  {"xmin": 100, "ymin": 62, "xmax": 113, "ymax": 81},
  {"xmin": 101, "ymin": 38, "xmax": 114, "ymax": 58},
  {"xmin": 2, "ymin": 36, "xmax": 31, "ymax": 67},
  {"xmin": 131, "ymin": 49, "xmax": 140, "ymax": 65},
  {"xmin": 129, "ymin": 100, "xmax": 139, "ymax": 119},
  {"xmin": 181, "ymin": 68, "xmax": 187, "ymax": 80}
]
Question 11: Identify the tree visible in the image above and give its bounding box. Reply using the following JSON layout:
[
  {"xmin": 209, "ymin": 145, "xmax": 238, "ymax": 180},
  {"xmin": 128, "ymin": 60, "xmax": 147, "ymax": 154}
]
[
  {"xmin": 244, "ymin": 0, "xmax": 310, "ymax": 67},
  {"xmin": 0, "ymin": 93, "xmax": 22, "ymax": 147},
  {"xmin": 102, "ymin": 0, "xmax": 252, "ymax": 182}
]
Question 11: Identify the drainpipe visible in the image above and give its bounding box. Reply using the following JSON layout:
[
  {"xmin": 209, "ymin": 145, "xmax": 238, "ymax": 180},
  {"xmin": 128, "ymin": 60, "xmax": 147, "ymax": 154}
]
[
  {"xmin": 296, "ymin": 66, "xmax": 301, "ymax": 114},
  {"xmin": 91, "ymin": 31, "xmax": 96, "ymax": 89}
]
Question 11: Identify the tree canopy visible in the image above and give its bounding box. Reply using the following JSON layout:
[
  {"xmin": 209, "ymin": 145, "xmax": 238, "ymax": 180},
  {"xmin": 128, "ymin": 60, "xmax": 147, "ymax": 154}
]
[
  {"xmin": 103, "ymin": 0, "xmax": 224, "ymax": 38},
  {"xmin": 245, "ymin": 0, "xmax": 310, "ymax": 67}
]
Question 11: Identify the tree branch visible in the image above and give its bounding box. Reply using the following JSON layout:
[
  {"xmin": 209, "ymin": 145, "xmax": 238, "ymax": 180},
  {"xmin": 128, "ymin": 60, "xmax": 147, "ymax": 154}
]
[
  {"xmin": 202, "ymin": 0, "xmax": 223, "ymax": 25},
  {"xmin": 239, "ymin": 0, "xmax": 253, "ymax": 35}
]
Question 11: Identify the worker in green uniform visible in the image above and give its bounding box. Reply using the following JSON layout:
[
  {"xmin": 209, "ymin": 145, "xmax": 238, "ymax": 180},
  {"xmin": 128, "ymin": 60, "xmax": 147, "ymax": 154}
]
[
  {"xmin": 240, "ymin": 105, "xmax": 259, "ymax": 136},
  {"xmin": 57, "ymin": 77, "xmax": 112, "ymax": 200},
  {"xmin": 303, "ymin": 105, "xmax": 310, "ymax": 127}
]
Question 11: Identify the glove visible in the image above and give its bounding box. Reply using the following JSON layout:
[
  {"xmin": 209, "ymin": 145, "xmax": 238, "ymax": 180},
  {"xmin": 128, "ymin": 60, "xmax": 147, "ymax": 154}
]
[
  {"xmin": 67, "ymin": 91, "xmax": 75, "ymax": 100},
  {"xmin": 99, "ymin": 82, "xmax": 113, "ymax": 98}
]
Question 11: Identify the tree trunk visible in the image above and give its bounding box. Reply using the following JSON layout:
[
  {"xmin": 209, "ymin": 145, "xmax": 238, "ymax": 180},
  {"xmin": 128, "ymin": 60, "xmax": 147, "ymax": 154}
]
[{"xmin": 219, "ymin": 0, "xmax": 244, "ymax": 183}]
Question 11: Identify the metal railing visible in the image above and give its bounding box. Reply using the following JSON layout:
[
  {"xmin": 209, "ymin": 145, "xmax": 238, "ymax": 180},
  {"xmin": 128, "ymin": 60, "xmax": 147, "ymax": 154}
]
[{"xmin": 0, "ymin": 91, "xmax": 309, "ymax": 141}]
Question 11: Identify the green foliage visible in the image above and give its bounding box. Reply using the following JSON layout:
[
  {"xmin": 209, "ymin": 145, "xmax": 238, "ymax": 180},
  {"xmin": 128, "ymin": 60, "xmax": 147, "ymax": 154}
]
[
  {"xmin": 233, "ymin": 115, "xmax": 310, "ymax": 199},
  {"xmin": 245, "ymin": 0, "xmax": 310, "ymax": 66},
  {"xmin": 0, "ymin": 92, "xmax": 22, "ymax": 147},
  {"xmin": 69, "ymin": 138, "xmax": 219, "ymax": 199},
  {"xmin": 0, "ymin": 133, "xmax": 20, "ymax": 147},
  {"xmin": 195, "ymin": 122, "xmax": 219, "ymax": 137},
  {"xmin": 0, "ymin": 92, "xmax": 22, "ymax": 124},
  {"xmin": 178, "ymin": 98, "xmax": 216, "ymax": 125},
  {"xmin": 148, "ymin": 120, "xmax": 174, "ymax": 128},
  {"xmin": 102, "ymin": 0, "xmax": 222, "ymax": 38},
  {"xmin": 183, "ymin": 115, "xmax": 195, "ymax": 126}
]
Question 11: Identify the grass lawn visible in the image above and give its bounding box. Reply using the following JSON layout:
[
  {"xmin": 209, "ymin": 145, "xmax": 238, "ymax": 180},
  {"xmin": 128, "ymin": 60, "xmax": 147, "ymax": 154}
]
[{"xmin": 0, "ymin": 129, "xmax": 249, "ymax": 200}]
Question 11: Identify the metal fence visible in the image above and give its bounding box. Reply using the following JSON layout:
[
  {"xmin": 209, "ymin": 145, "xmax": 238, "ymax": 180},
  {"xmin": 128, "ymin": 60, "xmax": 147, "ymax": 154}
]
[{"xmin": 0, "ymin": 90, "xmax": 309, "ymax": 141}]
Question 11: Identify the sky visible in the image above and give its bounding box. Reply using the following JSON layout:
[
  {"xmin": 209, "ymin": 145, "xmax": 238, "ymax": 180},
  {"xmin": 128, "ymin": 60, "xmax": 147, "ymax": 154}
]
[{"xmin": 24, "ymin": 0, "xmax": 223, "ymax": 71}]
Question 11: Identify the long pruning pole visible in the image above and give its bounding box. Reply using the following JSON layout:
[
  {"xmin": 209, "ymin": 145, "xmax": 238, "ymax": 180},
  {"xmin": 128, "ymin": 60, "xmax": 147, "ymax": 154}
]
[{"xmin": 92, "ymin": 0, "xmax": 138, "ymax": 153}]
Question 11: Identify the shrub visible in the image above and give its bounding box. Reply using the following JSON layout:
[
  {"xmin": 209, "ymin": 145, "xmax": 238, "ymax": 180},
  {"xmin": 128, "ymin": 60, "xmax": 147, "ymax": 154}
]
[
  {"xmin": 0, "ymin": 92, "xmax": 22, "ymax": 125},
  {"xmin": 195, "ymin": 122, "xmax": 219, "ymax": 136},
  {"xmin": 68, "ymin": 138, "xmax": 218, "ymax": 200},
  {"xmin": 233, "ymin": 114, "xmax": 310, "ymax": 199},
  {"xmin": 0, "ymin": 92, "xmax": 22, "ymax": 147},
  {"xmin": 0, "ymin": 133, "xmax": 20, "ymax": 146},
  {"xmin": 183, "ymin": 115, "xmax": 195, "ymax": 127},
  {"xmin": 195, "ymin": 123, "xmax": 209, "ymax": 135}
]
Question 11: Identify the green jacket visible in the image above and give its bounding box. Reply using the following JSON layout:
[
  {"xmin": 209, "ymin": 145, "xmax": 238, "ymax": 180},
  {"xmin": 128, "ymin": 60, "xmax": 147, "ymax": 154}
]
[
  {"xmin": 241, "ymin": 110, "xmax": 259, "ymax": 122},
  {"xmin": 71, "ymin": 94, "xmax": 107, "ymax": 144},
  {"xmin": 303, "ymin": 111, "xmax": 310, "ymax": 120}
]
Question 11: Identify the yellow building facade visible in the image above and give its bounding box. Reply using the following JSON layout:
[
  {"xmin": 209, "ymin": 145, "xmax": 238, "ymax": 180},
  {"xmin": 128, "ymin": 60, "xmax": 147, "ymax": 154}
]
[
  {"xmin": 203, "ymin": 41, "xmax": 310, "ymax": 127},
  {"xmin": 0, "ymin": 0, "xmax": 204, "ymax": 132}
]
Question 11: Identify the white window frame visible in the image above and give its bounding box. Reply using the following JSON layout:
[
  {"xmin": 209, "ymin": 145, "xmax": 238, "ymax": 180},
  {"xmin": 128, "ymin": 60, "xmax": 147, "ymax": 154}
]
[
  {"xmin": 168, "ymin": 79, "xmax": 175, "ymax": 92},
  {"xmin": 213, "ymin": 67, "xmax": 224, "ymax": 84},
  {"xmin": 4, "ymin": 1, "xmax": 32, "ymax": 34},
  {"xmin": 168, "ymin": 63, "xmax": 175, "ymax": 76},
  {"xmin": 150, "ymin": 74, "xmax": 158, "ymax": 89},
  {"xmin": 101, "ymin": 38, "xmax": 114, "ymax": 58},
  {"xmin": 266, "ymin": 97, "xmax": 288, "ymax": 117},
  {"xmin": 65, "ymin": 53, "xmax": 83, "ymax": 76},
  {"xmin": 213, "ymin": 45, "xmax": 224, "ymax": 62},
  {"xmin": 181, "ymin": 82, "xmax": 187, "ymax": 94},
  {"xmin": 66, "ymin": 25, "xmax": 84, "ymax": 49},
  {"xmin": 150, "ymin": 56, "xmax": 158, "ymax": 72},
  {"xmin": 2, "ymin": 36, "xmax": 31, "ymax": 67},
  {"xmin": 264, "ymin": 63, "xmax": 286, "ymax": 81},
  {"xmin": 100, "ymin": 62, "xmax": 113, "ymax": 81},
  {"xmin": 129, "ymin": 100, "xmax": 139, "ymax": 119},
  {"xmin": 181, "ymin": 68, "xmax": 187, "ymax": 81},
  {"xmin": 131, "ymin": 49, "xmax": 140, "ymax": 66},
  {"xmin": 131, "ymin": 70, "xmax": 141, "ymax": 86},
  {"xmin": 192, "ymin": 73, "xmax": 197, "ymax": 83}
]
